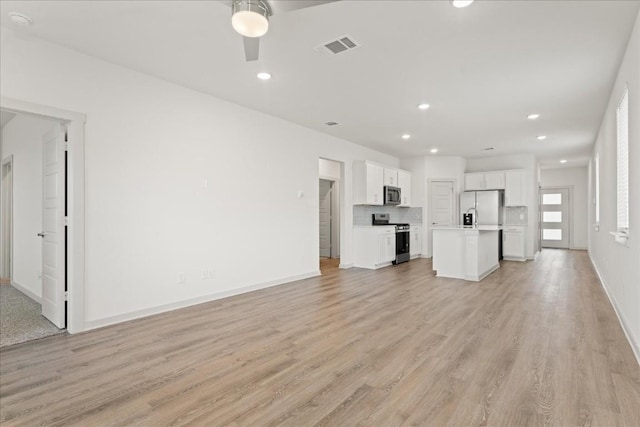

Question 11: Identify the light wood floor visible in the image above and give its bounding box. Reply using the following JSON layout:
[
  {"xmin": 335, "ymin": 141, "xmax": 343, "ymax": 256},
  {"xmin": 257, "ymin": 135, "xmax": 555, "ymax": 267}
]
[{"xmin": 1, "ymin": 250, "xmax": 639, "ymax": 426}]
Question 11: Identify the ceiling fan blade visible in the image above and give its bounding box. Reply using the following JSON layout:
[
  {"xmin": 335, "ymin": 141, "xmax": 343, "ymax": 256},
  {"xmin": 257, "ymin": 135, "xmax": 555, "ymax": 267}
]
[
  {"xmin": 243, "ymin": 36, "xmax": 260, "ymax": 61},
  {"xmin": 268, "ymin": 0, "xmax": 339, "ymax": 15}
]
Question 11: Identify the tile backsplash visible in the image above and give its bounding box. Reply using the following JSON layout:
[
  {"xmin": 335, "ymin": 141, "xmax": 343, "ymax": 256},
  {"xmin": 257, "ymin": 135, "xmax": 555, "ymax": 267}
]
[
  {"xmin": 505, "ymin": 206, "xmax": 528, "ymax": 225},
  {"xmin": 353, "ymin": 206, "xmax": 423, "ymax": 225}
]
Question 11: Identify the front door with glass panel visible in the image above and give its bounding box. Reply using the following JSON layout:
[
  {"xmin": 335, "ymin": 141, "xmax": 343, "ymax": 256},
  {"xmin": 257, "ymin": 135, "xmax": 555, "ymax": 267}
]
[{"xmin": 541, "ymin": 188, "xmax": 569, "ymax": 249}]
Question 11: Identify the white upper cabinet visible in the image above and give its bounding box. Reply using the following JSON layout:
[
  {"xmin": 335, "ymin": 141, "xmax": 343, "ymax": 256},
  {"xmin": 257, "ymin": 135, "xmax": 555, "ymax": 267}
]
[
  {"xmin": 383, "ymin": 168, "xmax": 398, "ymax": 187},
  {"xmin": 464, "ymin": 171, "xmax": 505, "ymax": 191},
  {"xmin": 397, "ymin": 169, "xmax": 411, "ymax": 207},
  {"xmin": 353, "ymin": 161, "xmax": 384, "ymax": 205},
  {"xmin": 484, "ymin": 171, "xmax": 505, "ymax": 189},
  {"xmin": 505, "ymin": 169, "xmax": 527, "ymax": 206},
  {"xmin": 464, "ymin": 173, "xmax": 485, "ymax": 190}
]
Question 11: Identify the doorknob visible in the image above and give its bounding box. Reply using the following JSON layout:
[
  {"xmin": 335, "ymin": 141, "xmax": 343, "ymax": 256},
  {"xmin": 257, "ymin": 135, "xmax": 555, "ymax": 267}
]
[{"xmin": 37, "ymin": 232, "xmax": 45, "ymax": 238}]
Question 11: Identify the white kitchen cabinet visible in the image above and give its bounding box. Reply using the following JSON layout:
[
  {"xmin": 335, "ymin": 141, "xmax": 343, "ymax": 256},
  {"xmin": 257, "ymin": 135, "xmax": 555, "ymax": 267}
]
[
  {"xmin": 464, "ymin": 171, "xmax": 505, "ymax": 191},
  {"xmin": 464, "ymin": 173, "xmax": 486, "ymax": 191},
  {"xmin": 503, "ymin": 226, "xmax": 526, "ymax": 261},
  {"xmin": 378, "ymin": 234, "xmax": 396, "ymax": 264},
  {"xmin": 505, "ymin": 169, "xmax": 527, "ymax": 207},
  {"xmin": 484, "ymin": 171, "xmax": 505, "ymax": 190},
  {"xmin": 398, "ymin": 169, "xmax": 411, "ymax": 207},
  {"xmin": 353, "ymin": 161, "xmax": 384, "ymax": 205},
  {"xmin": 383, "ymin": 168, "xmax": 398, "ymax": 187},
  {"xmin": 354, "ymin": 226, "xmax": 396, "ymax": 269},
  {"xmin": 410, "ymin": 226, "xmax": 422, "ymax": 258}
]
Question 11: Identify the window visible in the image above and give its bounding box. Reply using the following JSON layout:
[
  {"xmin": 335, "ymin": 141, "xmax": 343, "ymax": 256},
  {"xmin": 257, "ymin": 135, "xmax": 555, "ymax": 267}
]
[
  {"xmin": 542, "ymin": 193, "xmax": 562, "ymax": 205},
  {"xmin": 616, "ymin": 87, "xmax": 629, "ymax": 233}
]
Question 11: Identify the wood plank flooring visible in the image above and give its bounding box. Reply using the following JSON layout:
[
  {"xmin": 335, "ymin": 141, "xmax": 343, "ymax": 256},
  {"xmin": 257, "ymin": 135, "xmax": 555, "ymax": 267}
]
[{"xmin": 1, "ymin": 250, "xmax": 639, "ymax": 426}]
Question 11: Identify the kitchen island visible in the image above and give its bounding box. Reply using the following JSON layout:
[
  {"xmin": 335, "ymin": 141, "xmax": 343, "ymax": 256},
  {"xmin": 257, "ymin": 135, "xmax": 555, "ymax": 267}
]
[{"xmin": 432, "ymin": 225, "xmax": 501, "ymax": 281}]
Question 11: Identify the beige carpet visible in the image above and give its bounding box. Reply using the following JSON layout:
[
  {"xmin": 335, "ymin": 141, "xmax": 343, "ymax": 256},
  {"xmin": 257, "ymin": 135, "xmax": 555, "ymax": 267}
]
[{"xmin": 0, "ymin": 285, "xmax": 65, "ymax": 348}]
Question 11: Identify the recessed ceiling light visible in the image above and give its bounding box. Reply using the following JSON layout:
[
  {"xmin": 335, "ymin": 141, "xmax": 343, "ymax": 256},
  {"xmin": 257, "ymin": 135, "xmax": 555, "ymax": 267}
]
[
  {"xmin": 527, "ymin": 114, "xmax": 540, "ymax": 120},
  {"xmin": 9, "ymin": 12, "xmax": 32, "ymax": 26},
  {"xmin": 257, "ymin": 72, "xmax": 271, "ymax": 80},
  {"xmin": 560, "ymin": 159, "xmax": 567, "ymax": 163},
  {"xmin": 537, "ymin": 135, "xmax": 547, "ymax": 140},
  {"xmin": 402, "ymin": 134, "xmax": 411, "ymax": 140},
  {"xmin": 451, "ymin": 0, "xmax": 474, "ymax": 8},
  {"xmin": 430, "ymin": 148, "xmax": 439, "ymax": 153},
  {"xmin": 418, "ymin": 103, "xmax": 430, "ymax": 110}
]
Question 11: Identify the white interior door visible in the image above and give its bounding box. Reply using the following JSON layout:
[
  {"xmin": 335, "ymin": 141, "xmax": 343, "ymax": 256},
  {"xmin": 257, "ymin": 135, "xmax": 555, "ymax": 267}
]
[
  {"xmin": 41, "ymin": 125, "xmax": 66, "ymax": 328},
  {"xmin": 319, "ymin": 179, "xmax": 332, "ymax": 258},
  {"xmin": 430, "ymin": 181, "xmax": 455, "ymax": 226},
  {"xmin": 541, "ymin": 188, "xmax": 569, "ymax": 249}
]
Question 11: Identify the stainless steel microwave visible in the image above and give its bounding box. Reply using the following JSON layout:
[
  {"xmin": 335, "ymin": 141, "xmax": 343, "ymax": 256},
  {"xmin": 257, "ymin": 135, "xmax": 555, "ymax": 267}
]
[{"xmin": 384, "ymin": 186, "xmax": 401, "ymax": 205}]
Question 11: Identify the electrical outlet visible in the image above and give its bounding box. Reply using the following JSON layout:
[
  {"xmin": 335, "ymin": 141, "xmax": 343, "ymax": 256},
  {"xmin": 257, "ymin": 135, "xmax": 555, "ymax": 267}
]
[
  {"xmin": 177, "ymin": 272, "xmax": 185, "ymax": 284},
  {"xmin": 208, "ymin": 269, "xmax": 215, "ymax": 279}
]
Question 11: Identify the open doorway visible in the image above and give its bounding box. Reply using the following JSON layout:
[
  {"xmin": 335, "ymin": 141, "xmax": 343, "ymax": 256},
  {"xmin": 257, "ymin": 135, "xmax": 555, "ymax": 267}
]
[
  {"xmin": 319, "ymin": 158, "xmax": 342, "ymax": 273},
  {"xmin": 0, "ymin": 110, "xmax": 68, "ymax": 346},
  {"xmin": 1, "ymin": 98, "xmax": 85, "ymax": 335}
]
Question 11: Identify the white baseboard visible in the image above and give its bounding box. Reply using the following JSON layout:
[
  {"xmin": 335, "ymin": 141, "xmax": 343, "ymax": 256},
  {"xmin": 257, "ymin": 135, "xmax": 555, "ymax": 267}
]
[
  {"xmin": 84, "ymin": 270, "xmax": 321, "ymax": 332},
  {"xmin": 11, "ymin": 280, "xmax": 41, "ymax": 304},
  {"xmin": 589, "ymin": 253, "xmax": 640, "ymax": 367},
  {"xmin": 339, "ymin": 263, "xmax": 354, "ymax": 269},
  {"xmin": 569, "ymin": 246, "xmax": 588, "ymax": 251}
]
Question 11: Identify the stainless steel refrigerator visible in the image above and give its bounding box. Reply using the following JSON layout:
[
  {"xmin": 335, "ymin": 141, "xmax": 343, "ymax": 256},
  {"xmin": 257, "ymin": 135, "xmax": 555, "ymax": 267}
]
[
  {"xmin": 460, "ymin": 190, "xmax": 504, "ymax": 259},
  {"xmin": 460, "ymin": 190, "xmax": 504, "ymax": 225}
]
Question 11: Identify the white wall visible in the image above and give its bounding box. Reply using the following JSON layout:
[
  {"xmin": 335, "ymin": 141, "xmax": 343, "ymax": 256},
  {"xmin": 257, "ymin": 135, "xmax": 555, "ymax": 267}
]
[
  {"xmin": 466, "ymin": 154, "xmax": 540, "ymax": 259},
  {"xmin": 0, "ymin": 28, "xmax": 398, "ymax": 329},
  {"xmin": 401, "ymin": 156, "xmax": 466, "ymax": 257},
  {"xmin": 319, "ymin": 158, "xmax": 341, "ymax": 180},
  {"xmin": 588, "ymin": 9, "xmax": 640, "ymax": 361},
  {"xmin": 1, "ymin": 115, "xmax": 55, "ymax": 301},
  {"xmin": 540, "ymin": 167, "xmax": 588, "ymax": 250}
]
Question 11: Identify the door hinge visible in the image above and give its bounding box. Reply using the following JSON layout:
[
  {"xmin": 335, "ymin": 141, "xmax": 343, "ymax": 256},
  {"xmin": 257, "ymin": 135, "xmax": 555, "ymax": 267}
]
[
  {"xmin": 64, "ymin": 291, "xmax": 69, "ymax": 301},
  {"xmin": 64, "ymin": 216, "xmax": 69, "ymax": 226},
  {"xmin": 64, "ymin": 142, "xmax": 69, "ymax": 151}
]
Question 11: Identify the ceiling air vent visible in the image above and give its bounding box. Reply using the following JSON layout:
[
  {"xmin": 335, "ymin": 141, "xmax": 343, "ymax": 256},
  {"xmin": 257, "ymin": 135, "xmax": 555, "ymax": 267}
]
[
  {"xmin": 315, "ymin": 35, "xmax": 361, "ymax": 55},
  {"xmin": 325, "ymin": 121, "xmax": 339, "ymax": 126}
]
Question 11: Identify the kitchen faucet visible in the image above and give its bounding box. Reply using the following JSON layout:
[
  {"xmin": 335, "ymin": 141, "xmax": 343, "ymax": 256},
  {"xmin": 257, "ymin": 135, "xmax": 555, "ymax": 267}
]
[{"xmin": 465, "ymin": 207, "xmax": 478, "ymax": 228}]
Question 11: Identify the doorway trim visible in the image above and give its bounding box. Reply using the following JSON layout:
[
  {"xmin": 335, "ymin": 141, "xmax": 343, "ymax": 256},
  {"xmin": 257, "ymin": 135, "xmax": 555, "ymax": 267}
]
[
  {"xmin": 1, "ymin": 97, "xmax": 86, "ymax": 334},
  {"xmin": 1, "ymin": 155, "xmax": 14, "ymax": 284},
  {"xmin": 318, "ymin": 157, "xmax": 345, "ymax": 268}
]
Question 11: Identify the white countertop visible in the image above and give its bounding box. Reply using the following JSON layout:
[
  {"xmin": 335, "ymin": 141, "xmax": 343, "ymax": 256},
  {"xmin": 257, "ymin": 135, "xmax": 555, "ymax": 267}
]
[{"xmin": 431, "ymin": 225, "xmax": 502, "ymax": 231}]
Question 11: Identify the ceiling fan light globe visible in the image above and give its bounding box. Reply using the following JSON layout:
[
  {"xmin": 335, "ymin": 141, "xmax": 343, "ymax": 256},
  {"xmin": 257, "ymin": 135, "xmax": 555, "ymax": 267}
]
[{"xmin": 232, "ymin": 9, "xmax": 269, "ymax": 38}]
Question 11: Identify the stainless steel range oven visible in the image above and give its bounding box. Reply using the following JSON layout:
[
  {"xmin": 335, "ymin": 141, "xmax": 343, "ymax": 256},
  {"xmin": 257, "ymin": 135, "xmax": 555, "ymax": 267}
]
[{"xmin": 372, "ymin": 214, "xmax": 411, "ymax": 264}]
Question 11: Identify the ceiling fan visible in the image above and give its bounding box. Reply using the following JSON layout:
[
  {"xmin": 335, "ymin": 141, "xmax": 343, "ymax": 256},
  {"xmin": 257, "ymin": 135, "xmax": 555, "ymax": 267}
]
[{"xmin": 229, "ymin": 0, "xmax": 338, "ymax": 61}]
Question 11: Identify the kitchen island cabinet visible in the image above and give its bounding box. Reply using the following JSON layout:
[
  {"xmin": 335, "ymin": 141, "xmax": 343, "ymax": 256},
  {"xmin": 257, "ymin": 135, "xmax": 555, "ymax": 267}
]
[{"xmin": 432, "ymin": 226, "xmax": 501, "ymax": 281}]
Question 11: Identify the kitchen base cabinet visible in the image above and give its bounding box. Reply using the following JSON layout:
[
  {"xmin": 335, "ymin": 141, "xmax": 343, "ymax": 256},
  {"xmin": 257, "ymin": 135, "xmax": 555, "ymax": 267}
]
[
  {"xmin": 503, "ymin": 226, "xmax": 526, "ymax": 261},
  {"xmin": 354, "ymin": 226, "xmax": 396, "ymax": 269},
  {"xmin": 410, "ymin": 226, "xmax": 422, "ymax": 258}
]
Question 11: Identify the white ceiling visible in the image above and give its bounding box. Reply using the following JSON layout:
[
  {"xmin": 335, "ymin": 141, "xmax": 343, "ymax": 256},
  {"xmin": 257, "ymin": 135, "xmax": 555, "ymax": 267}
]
[{"xmin": 1, "ymin": 1, "xmax": 638, "ymax": 168}]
